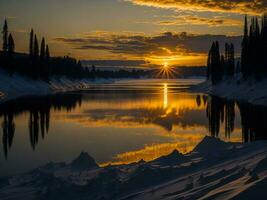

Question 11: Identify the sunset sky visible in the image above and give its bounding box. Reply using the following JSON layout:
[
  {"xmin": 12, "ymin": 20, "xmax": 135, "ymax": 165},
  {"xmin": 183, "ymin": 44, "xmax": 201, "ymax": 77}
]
[{"xmin": 0, "ymin": 0, "xmax": 266, "ymax": 66}]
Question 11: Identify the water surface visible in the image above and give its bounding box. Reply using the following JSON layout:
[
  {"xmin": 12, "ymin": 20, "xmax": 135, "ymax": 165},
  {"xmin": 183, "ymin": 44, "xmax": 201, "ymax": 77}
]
[{"xmin": 0, "ymin": 79, "xmax": 266, "ymax": 177}]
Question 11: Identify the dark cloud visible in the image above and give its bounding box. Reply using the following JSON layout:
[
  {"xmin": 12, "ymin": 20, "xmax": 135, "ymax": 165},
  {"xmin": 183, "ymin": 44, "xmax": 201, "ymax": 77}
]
[{"xmin": 54, "ymin": 32, "xmax": 242, "ymax": 57}]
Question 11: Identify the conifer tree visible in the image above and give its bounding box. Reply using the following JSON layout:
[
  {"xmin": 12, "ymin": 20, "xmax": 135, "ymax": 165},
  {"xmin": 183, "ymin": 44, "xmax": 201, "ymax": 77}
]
[
  {"xmin": 45, "ymin": 45, "xmax": 50, "ymax": 60},
  {"xmin": 207, "ymin": 41, "xmax": 222, "ymax": 85},
  {"xmin": 33, "ymin": 35, "xmax": 39, "ymax": 58},
  {"xmin": 40, "ymin": 37, "xmax": 45, "ymax": 60},
  {"xmin": 229, "ymin": 44, "xmax": 235, "ymax": 76},
  {"xmin": 207, "ymin": 49, "xmax": 211, "ymax": 80},
  {"xmin": 241, "ymin": 15, "xmax": 249, "ymax": 78},
  {"xmin": 29, "ymin": 29, "xmax": 34, "ymax": 56},
  {"xmin": 2, "ymin": 19, "xmax": 8, "ymax": 52},
  {"xmin": 7, "ymin": 34, "xmax": 15, "ymax": 53},
  {"xmin": 262, "ymin": 14, "xmax": 267, "ymax": 73}
]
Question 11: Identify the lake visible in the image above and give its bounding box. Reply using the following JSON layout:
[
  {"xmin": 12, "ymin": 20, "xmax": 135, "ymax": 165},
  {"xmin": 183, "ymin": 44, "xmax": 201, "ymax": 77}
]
[{"xmin": 0, "ymin": 79, "xmax": 266, "ymax": 177}]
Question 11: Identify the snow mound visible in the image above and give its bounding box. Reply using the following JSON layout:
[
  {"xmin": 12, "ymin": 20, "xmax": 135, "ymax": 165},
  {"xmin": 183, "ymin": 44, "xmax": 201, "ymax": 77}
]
[
  {"xmin": 0, "ymin": 69, "xmax": 115, "ymax": 103},
  {"xmin": 250, "ymin": 156, "xmax": 267, "ymax": 176},
  {"xmin": 193, "ymin": 136, "xmax": 233, "ymax": 155},
  {"xmin": 71, "ymin": 152, "xmax": 99, "ymax": 171},
  {"xmin": 191, "ymin": 78, "xmax": 267, "ymax": 106},
  {"xmin": 151, "ymin": 149, "xmax": 189, "ymax": 166}
]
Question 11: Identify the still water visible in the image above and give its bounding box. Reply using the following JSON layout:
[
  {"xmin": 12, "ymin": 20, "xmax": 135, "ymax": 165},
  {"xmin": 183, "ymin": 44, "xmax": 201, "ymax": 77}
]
[{"xmin": 0, "ymin": 79, "xmax": 266, "ymax": 177}]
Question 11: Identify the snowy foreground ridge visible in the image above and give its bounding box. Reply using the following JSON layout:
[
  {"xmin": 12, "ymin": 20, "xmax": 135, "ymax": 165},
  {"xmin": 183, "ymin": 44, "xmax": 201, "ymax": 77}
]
[
  {"xmin": 0, "ymin": 70, "xmax": 112, "ymax": 102},
  {"xmin": 1, "ymin": 136, "xmax": 267, "ymax": 199},
  {"xmin": 191, "ymin": 78, "xmax": 267, "ymax": 106}
]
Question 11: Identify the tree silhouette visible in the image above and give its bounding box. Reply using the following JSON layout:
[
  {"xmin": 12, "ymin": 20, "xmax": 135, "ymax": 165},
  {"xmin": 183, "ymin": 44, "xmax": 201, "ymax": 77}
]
[
  {"xmin": 206, "ymin": 14, "xmax": 267, "ymax": 83},
  {"xmin": 33, "ymin": 34, "xmax": 39, "ymax": 58},
  {"xmin": 241, "ymin": 15, "xmax": 249, "ymax": 78},
  {"xmin": 45, "ymin": 44, "xmax": 50, "ymax": 60},
  {"xmin": 29, "ymin": 29, "xmax": 34, "ymax": 56},
  {"xmin": 207, "ymin": 41, "xmax": 223, "ymax": 84},
  {"xmin": 8, "ymin": 33, "xmax": 15, "ymax": 53},
  {"xmin": 0, "ymin": 20, "xmax": 153, "ymax": 80},
  {"xmin": 240, "ymin": 14, "xmax": 267, "ymax": 80},
  {"xmin": 2, "ymin": 113, "xmax": 15, "ymax": 160},
  {"xmin": 2, "ymin": 19, "xmax": 8, "ymax": 52},
  {"xmin": 40, "ymin": 37, "xmax": 45, "ymax": 60},
  {"xmin": 224, "ymin": 43, "xmax": 235, "ymax": 76}
]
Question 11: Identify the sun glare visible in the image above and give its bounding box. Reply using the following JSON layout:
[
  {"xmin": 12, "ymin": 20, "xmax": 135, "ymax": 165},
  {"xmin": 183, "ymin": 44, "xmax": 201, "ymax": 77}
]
[
  {"xmin": 164, "ymin": 62, "xmax": 169, "ymax": 69},
  {"xmin": 154, "ymin": 62, "xmax": 177, "ymax": 79}
]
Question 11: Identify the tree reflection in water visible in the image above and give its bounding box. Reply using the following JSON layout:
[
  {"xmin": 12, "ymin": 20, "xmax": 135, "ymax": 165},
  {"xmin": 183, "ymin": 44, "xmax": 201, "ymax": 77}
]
[
  {"xmin": 204, "ymin": 95, "xmax": 267, "ymax": 142},
  {"xmin": 0, "ymin": 94, "xmax": 82, "ymax": 159}
]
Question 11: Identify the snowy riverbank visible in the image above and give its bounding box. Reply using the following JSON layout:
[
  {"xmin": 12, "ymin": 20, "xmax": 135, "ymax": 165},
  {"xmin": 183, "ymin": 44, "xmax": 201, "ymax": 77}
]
[
  {"xmin": 1, "ymin": 136, "xmax": 267, "ymax": 199},
  {"xmin": 0, "ymin": 70, "xmax": 113, "ymax": 103},
  {"xmin": 191, "ymin": 77, "xmax": 267, "ymax": 106}
]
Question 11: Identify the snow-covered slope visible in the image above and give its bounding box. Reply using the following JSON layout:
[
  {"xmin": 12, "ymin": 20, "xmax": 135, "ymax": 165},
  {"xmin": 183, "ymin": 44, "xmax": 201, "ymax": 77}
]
[
  {"xmin": 1, "ymin": 137, "xmax": 267, "ymax": 200},
  {"xmin": 191, "ymin": 77, "xmax": 267, "ymax": 106},
  {"xmin": 191, "ymin": 78, "xmax": 267, "ymax": 106},
  {"xmin": 0, "ymin": 70, "xmax": 113, "ymax": 102}
]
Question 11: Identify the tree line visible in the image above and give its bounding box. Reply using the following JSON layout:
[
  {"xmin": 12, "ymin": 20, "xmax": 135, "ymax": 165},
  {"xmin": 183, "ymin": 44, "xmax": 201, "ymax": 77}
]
[
  {"xmin": 207, "ymin": 14, "xmax": 267, "ymax": 84},
  {"xmin": 0, "ymin": 19, "xmax": 146, "ymax": 80},
  {"xmin": 0, "ymin": 19, "xmax": 87, "ymax": 80}
]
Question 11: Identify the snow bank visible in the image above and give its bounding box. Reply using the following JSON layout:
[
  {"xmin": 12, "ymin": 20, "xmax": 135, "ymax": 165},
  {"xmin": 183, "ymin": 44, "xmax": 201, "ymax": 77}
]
[
  {"xmin": 0, "ymin": 70, "xmax": 113, "ymax": 103},
  {"xmin": 150, "ymin": 149, "xmax": 190, "ymax": 166},
  {"xmin": 191, "ymin": 77, "xmax": 267, "ymax": 106},
  {"xmin": 1, "ymin": 136, "xmax": 267, "ymax": 199},
  {"xmin": 192, "ymin": 136, "xmax": 236, "ymax": 156},
  {"xmin": 71, "ymin": 152, "xmax": 99, "ymax": 170}
]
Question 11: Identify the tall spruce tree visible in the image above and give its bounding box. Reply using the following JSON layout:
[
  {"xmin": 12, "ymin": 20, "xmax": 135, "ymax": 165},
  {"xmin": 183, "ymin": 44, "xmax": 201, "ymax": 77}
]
[
  {"xmin": 229, "ymin": 44, "xmax": 235, "ymax": 76},
  {"xmin": 262, "ymin": 14, "xmax": 267, "ymax": 73},
  {"xmin": 7, "ymin": 34, "xmax": 15, "ymax": 53},
  {"xmin": 29, "ymin": 29, "xmax": 34, "ymax": 56},
  {"xmin": 207, "ymin": 48, "xmax": 212, "ymax": 80},
  {"xmin": 225, "ymin": 43, "xmax": 230, "ymax": 75},
  {"xmin": 40, "ymin": 37, "xmax": 45, "ymax": 60},
  {"xmin": 33, "ymin": 35, "xmax": 39, "ymax": 58},
  {"xmin": 2, "ymin": 19, "xmax": 8, "ymax": 52},
  {"xmin": 207, "ymin": 41, "xmax": 222, "ymax": 85},
  {"xmin": 241, "ymin": 15, "xmax": 249, "ymax": 78},
  {"xmin": 45, "ymin": 45, "xmax": 50, "ymax": 60}
]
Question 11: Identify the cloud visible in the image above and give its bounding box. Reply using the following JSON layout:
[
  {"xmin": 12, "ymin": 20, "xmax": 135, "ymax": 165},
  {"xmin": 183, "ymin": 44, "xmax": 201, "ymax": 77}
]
[
  {"xmin": 126, "ymin": 0, "xmax": 266, "ymax": 15},
  {"xmin": 154, "ymin": 16, "xmax": 243, "ymax": 27},
  {"xmin": 54, "ymin": 31, "xmax": 242, "ymax": 58}
]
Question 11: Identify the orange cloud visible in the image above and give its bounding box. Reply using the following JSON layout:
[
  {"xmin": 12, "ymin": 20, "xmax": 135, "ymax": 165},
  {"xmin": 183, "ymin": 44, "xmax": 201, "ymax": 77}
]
[
  {"xmin": 126, "ymin": 0, "xmax": 266, "ymax": 15},
  {"xmin": 155, "ymin": 16, "xmax": 243, "ymax": 27}
]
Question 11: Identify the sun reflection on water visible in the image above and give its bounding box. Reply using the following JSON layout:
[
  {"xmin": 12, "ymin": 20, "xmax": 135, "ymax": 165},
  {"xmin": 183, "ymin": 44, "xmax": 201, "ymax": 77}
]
[{"xmin": 163, "ymin": 83, "xmax": 168, "ymax": 109}]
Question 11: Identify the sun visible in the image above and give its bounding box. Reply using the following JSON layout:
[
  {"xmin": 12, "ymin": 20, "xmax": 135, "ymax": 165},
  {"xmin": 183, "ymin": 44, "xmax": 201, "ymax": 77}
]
[
  {"xmin": 163, "ymin": 62, "xmax": 169, "ymax": 69},
  {"xmin": 154, "ymin": 62, "xmax": 177, "ymax": 79}
]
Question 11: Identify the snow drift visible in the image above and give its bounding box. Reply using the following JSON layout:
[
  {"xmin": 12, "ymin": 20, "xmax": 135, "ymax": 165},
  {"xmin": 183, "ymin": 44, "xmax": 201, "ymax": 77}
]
[
  {"xmin": 191, "ymin": 77, "xmax": 267, "ymax": 106},
  {"xmin": 1, "ymin": 136, "xmax": 267, "ymax": 199},
  {"xmin": 0, "ymin": 69, "xmax": 113, "ymax": 103}
]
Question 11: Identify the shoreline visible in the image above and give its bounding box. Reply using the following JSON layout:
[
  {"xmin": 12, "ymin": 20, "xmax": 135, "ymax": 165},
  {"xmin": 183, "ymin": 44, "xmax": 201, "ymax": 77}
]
[
  {"xmin": 0, "ymin": 70, "xmax": 114, "ymax": 103},
  {"xmin": 0, "ymin": 70, "xmax": 204, "ymax": 103},
  {"xmin": 190, "ymin": 78, "xmax": 267, "ymax": 106}
]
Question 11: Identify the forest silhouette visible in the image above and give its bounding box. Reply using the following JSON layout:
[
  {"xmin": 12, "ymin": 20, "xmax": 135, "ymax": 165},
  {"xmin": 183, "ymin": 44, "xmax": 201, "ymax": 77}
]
[
  {"xmin": 0, "ymin": 19, "xmax": 149, "ymax": 80},
  {"xmin": 207, "ymin": 14, "xmax": 267, "ymax": 84}
]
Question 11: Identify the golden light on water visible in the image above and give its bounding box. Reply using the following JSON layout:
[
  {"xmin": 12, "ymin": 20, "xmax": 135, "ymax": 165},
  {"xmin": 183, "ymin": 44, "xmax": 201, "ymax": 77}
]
[
  {"xmin": 100, "ymin": 133, "xmax": 206, "ymax": 166},
  {"xmin": 163, "ymin": 83, "xmax": 168, "ymax": 109}
]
